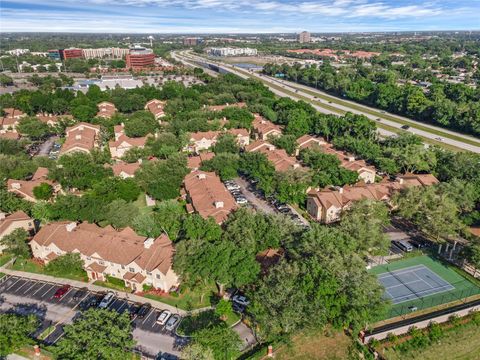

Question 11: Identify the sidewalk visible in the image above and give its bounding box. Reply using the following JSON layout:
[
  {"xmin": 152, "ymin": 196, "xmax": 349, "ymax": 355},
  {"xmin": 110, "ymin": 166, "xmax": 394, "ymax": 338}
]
[{"xmin": 0, "ymin": 267, "xmax": 187, "ymax": 315}]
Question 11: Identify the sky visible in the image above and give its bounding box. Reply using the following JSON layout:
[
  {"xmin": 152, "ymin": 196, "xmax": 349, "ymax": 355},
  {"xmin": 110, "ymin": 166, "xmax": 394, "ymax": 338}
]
[{"xmin": 1, "ymin": 0, "xmax": 479, "ymax": 33}]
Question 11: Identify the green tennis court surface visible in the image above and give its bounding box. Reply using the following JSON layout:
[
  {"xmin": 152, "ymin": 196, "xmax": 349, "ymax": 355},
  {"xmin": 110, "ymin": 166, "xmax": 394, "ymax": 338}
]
[{"xmin": 370, "ymin": 256, "xmax": 480, "ymax": 318}]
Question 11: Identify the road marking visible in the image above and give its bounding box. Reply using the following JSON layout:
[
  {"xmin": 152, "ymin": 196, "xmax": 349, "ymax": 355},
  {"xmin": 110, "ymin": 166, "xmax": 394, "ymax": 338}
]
[
  {"xmin": 32, "ymin": 282, "xmax": 48, "ymax": 296},
  {"xmin": 40, "ymin": 284, "xmax": 55, "ymax": 298},
  {"xmin": 5, "ymin": 277, "xmax": 22, "ymax": 291},
  {"xmin": 22, "ymin": 281, "xmax": 38, "ymax": 295},
  {"xmin": 117, "ymin": 301, "xmax": 128, "ymax": 313},
  {"xmin": 108, "ymin": 298, "xmax": 120, "ymax": 309},
  {"xmin": 141, "ymin": 309, "xmax": 155, "ymax": 325}
]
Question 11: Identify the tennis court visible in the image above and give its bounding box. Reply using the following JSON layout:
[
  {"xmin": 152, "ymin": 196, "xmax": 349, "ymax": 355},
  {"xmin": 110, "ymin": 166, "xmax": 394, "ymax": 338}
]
[
  {"xmin": 370, "ymin": 255, "xmax": 480, "ymax": 318},
  {"xmin": 378, "ymin": 264, "xmax": 454, "ymax": 304}
]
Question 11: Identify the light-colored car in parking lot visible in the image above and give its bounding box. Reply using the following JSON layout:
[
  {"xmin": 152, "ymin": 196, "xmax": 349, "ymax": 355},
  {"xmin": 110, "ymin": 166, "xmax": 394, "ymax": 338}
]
[
  {"xmin": 235, "ymin": 197, "xmax": 248, "ymax": 204},
  {"xmin": 233, "ymin": 295, "xmax": 250, "ymax": 307},
  {"xmin": 165, "ymin": 314, "xmax": 181, "ymax": 331},
  {"xmin": 156, "ymin": 310, "xmax": 172, "ymax": 325},
  {"xmin": 98, "ymin": 291, "xmax": 115, "ymax": 309}
]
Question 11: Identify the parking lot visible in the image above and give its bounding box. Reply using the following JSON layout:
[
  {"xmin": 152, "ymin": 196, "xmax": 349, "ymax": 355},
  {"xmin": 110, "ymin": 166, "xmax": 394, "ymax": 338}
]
[{"xmin": 0, "ymin": 275, "xmax": 183, "ymax": 358}]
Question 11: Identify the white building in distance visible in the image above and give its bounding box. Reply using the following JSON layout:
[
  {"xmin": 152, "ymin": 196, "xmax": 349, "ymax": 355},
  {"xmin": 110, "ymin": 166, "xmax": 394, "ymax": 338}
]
[{"xmin": 207, "ymin": 47, "xmax": 258, "ymax": 57}]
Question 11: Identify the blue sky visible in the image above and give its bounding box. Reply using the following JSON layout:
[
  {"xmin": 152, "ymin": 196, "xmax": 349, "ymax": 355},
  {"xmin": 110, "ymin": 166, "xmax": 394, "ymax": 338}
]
[{"xmin": 1, "ymin": 0, "xmax": 479, "ymax": 33}]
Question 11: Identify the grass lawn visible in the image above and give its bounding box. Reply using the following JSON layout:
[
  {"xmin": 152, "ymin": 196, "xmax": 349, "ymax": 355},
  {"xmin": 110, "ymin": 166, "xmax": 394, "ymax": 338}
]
[
  {"xmin": 382, "ymin": 319, "xmax": 480, "ymax": 360},
  {"xmin": 142, "ymin": 282, "xmax": 217, "ymax": 310},
  {"xmin": 273, "ymin": 328, "xmax": 352, "ymax": 360},
  {"xmin": 370, "ymin": 255, "xmax": 480, "ymax": 319},
  {"xmin": 133, "ymin": 192, "xmax": 154, "ymax": 216},
  {"xmin": 10, "ymin": 257, "xmax": 89, "ymax": 282},
  {"xmin": 0, "ymin": 253, "xmax": 13, "ymax": 267},
  {"xmin": 94, "ymin": 275, "xmax": 130, "ymax": 292}
]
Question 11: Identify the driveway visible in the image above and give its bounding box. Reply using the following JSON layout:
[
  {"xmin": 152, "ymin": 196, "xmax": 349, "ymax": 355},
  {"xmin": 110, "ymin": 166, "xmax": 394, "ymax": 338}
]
[
  {"xmin": 234, "ymin": 177, "xmax": 275, "ymax": 214},
  {"xmin": 0, "ymin": 275, "xmax": 182, "ymax": 358},
  {"xmin": 36, "ymin": 136, "xmax": 58, "ymax": 157},
  {"xmin": 233, "ymin": 321, "xmax": 257, "ymax": 351}
]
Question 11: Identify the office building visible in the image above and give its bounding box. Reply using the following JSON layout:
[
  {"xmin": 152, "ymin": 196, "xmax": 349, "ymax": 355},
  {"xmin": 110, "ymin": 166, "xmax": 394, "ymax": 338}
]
[
  {"xmin": 298, "ymin": 31, "xmax": 311, "ymax": 43},
  {"xmin": 82, "ymin": 47, "xmax": 129, "ymax": 59},
  {"xmin": 126, "ymin": 47, "xmax": 155, "ymax": 69},
  {"xmin": 207, "ymin": 47, "xmax": 257, "ymax": 57}
]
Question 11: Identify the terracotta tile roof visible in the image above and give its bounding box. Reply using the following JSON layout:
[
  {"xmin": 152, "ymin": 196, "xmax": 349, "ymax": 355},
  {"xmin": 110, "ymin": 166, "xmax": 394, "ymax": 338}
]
[
  {"xmin": 7, "ymin": 167, "xmax": 54, "ymax": 201},
  {"xmin": 96, "ymin": 101, "xmax": 117, "ymax": 118},
  {"xmin": 46, "ymin": 252, "xmax": 59, "ymax": 261},
  {"xmin": 87, "ymin": 262, "xmax": 108, "ymax": 273},
  {"xmin": 187, "ymin": 152, "xmax": 215, "ymax": 170},
  {"xmin": 190, "ymin": 131, "xmax": 220, "ymax": 142},
  {"xmin": 248, "ymin": 142, "xmax": 300, "ymax": 172},
  {"xmin": 183, "ymin": 170, "xmax": 238, "ymax": 224},
  {"xmin": 61, "ymin": 122, "xmax": 100, "ymax": 154},
  {"xmin": 36, "ymin": 113, "xmax": 73, "ymax": 124},
  {"xmin": 296, "ymin": 135, "xmax": 326, "ymax": 149},
  {"xmin": 245, "ymin": 139, "xmax": 275, "ymax": 152},
  {"xmin": 109, "ymin": 134, "xmax": 149, "ymax": 149},
  {"xmin": 470, "ymin": 227, "xmax": 480, "ymax": 237},
  {"xmin": 228, "ymin": 128, "xmax": 249, "ymax": 137},
  {"xmin": 1, "ymin": 108, "xmax": 26, "ymax": 127},
  {"xmin": 207, "ymin": 102, "xmax": 246, "ymax": 112},
  {"xmin": 0, "ymin": 211, "xmax": 32, "ymax": 236},
  {"xmin": 32, "ymin": 222, "xmax": 175, "ymax": 275},
  {"xmin": 319, "ymin": 143, "xmax": 375, "ymax": 173},
  {"xmin": 252, "ymin": 114, "xmax": 282, "ymax": 138},
  {"xmin": 111, "ymin": 162, "xmax": 141, "ymax": 177},
  {"xmin": 145, "ymin": 99, "xmax": 165, "ymax": 118}
]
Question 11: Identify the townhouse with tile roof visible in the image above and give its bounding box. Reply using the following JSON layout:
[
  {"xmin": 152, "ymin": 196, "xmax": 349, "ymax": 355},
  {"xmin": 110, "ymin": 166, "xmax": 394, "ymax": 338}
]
[
  {"xmin": 0, "ymin": 108, "xmax": 26, "ymax": 133},
  {"xmin": 182, "ymin": 170, "xmax": 238, "ymax": 224},
  {"xmin": 7, "ymin": 167, "xmax": 60, "ymax": 203},
  {"xmin": 306, "ymin": 174, "xmax": 439, "ymax": 223},
  {"xmin": 30, "ymin": 221, "xmax": 179, "ymax": 292},
  {"xmin": 246, "ymin": 140, "xmax": 302, "ymax": 172},
  {"xmin": 252, "ymin": 114, "xmax": 282, "ymax": 140},
  {"xmin": 144, "ymin": 99, "xmax": 166, "ymax": 120},
  {"xmin": 187, "ymin": 129, "xmax": 250, "ymax": 153},
  {"xmin": 96, "ymin": 101, "xmax": 117, "ymax": 119},
  {"xmin": 0, "ymin": 211, "xmax": 35, "ymax": 253},
  {"xmin": 109, "ymin": 123, "xmax": 150, "ymax": 158},
  {"xmin": 60, "ymin": 122, "xmax": 101, "ymax": 155}
]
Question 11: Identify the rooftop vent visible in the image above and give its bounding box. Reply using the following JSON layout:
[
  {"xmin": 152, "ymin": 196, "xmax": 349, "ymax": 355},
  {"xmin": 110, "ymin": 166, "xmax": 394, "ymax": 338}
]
[
  {"xmin": 214, "ymin": 201, "xmax": 224, "ymax": 208},
  {"xmin": 66, "ymin": 222, "xmax": 77, "ymax": 232},
  {"xmin": 144, "ymin": 237, "xmax": 154, "ymax": 249},
  {"xmin": 197, "ymin": 173, "xmax": 206, "ymax": 180}
]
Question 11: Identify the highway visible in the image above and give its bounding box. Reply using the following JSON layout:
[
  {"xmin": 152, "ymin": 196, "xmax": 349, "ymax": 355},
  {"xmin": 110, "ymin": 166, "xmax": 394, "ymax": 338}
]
[{"xmin": 172, "ymin": 51, "xmax": 480, "ymax": 153}]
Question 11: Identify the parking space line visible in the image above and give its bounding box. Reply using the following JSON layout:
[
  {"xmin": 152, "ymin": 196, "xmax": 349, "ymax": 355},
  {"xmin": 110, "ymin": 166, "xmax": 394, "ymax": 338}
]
[
  {"xmin": 108, "ymin": 298, "xmax": 120, "ymax": 309},
  {"xmin": 60, "ymin": 288, "xmax": 74, "ymax": 302},
  {"xmin": 141, "ymin": 309, "xmax": 155, "ymax": 325},
  {"xmin": 22, "ymin": 281, "xmax": 38, "ymax": 295},
  {"xmin": 32, "ymin": 282, "xmax": 48, "ymax": 296},
  {"xmin": 14, "ymin": 279, "xmax": 30, "ymax": 292},
  {"xmin": 40, "ymin": 284, "xmax": 55, "ymax": 297},
  {"xmin": 117, "ymin": 301, "xmax": 128, "ymax": 313},
  {"xmin": 5, "ymin": 277, "xmax": 22, "ymax": 291}
]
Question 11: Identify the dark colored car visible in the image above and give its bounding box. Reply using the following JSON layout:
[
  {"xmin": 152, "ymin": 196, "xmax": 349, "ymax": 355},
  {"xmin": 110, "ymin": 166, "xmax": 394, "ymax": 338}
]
[
  {"xmin": 401, "ymin": 125, "xmax": 410, "ymax": 130},
  {"xmin": 79, "ymin": 294, "xmax": 102, "ymax": 311},
  {"xmin": 127, "ymin": 303, "xmax": 141, "ymax": 319},
  {"xmin": 72, "ymin": 287, "xmax": 88, "ymax": 301},
  {"xmin": 137, "ymin": 303, "xmax": 152, "ymax": 318},
  {"xmin": 53, "ymin": 285, "xmax": 71, "ymax": 299}
]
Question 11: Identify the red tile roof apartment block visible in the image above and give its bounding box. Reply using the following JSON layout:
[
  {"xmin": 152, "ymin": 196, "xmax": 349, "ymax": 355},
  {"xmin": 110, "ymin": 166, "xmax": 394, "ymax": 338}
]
[
  {"xmin": 247, "ymin": 140, "xmax": 301, "ymax": 172},
  {"xmin": 306, "ymin": 174, "xmax": 439, "ymax": 223},
  {"xmin": 188, "ymin": 129, "xmax": 250, "ymax": 153},
  {"xmin": 110, "ymin": 161, "xmax": 141, "ymax": 179},
  {"xmin": 7, "ymin": 167, "xmax": 59, "ymax": 203},
  {"xmin": 1, "ymin": 108, "xmax": 26, "ymax": 133},
  {"xmin": 295, "ymin": 135, "xmax": 327, "ymax": 153},
  {"xmin": 187, "ymin": 152, "xmax": 215, "ymax": 170},
  {"xmin": 144, "ymin": 99, "xmax": 166, "ymax": 120},
  {"xmin": 36, "ymin": 113, "xmax": 73, "ymax": 126},
  {"xmin": 30, "ymin": 222, "xmax": 179, "ymax": 292},
  {"xmin": 60, "ymin": 122, "xmax": 101, "ymax": 155},
  {"xmin": 96, "ymin": 101, "xmax": 117, "ymax": 119},
  {"xmin": 252, "ymin": 114, "xmax": 282, "ymax": 140},
  {"xmin": 108, "ymin": 123, "xmax": 150, "ymax": 158},
  {"xmin": 0, "ymin": 211, "xmax": 35, "ymax": 253},
  {"xmin": 183, "ymin": 170, "xmax": 238, "ymax": 224}
]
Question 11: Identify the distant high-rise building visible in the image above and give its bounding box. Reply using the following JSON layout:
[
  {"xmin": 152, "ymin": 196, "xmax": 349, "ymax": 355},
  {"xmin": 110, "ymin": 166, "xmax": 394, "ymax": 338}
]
[
  {"xmin": 298, "ymin": 31, "xmax": 311, "ymax": 43},
  {"xmin": 126, "ymin": 46, "xmax": 155, "ymax": 69},
  {"xmin": 183, "ymin": 37, "xmax": 201, "ymax": 46}
]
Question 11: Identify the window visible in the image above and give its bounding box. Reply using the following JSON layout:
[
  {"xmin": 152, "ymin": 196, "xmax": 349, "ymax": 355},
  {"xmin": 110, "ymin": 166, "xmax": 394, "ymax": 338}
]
[
  {"xmin": 156, "ymin": 274, "xmax": 161, "ymax": 280},
  {"xmin": 129, "ymin": 267, "xmax": 135, "ymax": 273},
  {"xmin": 147, "ymin": 272, "xmax": 152, "ymax": 276},
  {"xmin": 87, "ymin": 257, "xmax": 91, "ymax": 260},
  {"xmin": 121, "ymin": 265, "xmax": 125, "ymax": 270},
  {"xmin": 99, "ymin": 261, "xmax": 104, "ymax": 265}
]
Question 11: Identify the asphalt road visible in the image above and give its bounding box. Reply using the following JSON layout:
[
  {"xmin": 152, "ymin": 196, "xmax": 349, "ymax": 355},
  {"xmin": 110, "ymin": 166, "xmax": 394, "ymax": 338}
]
[{"xmin": 175, "ymin": 51, "xmax": 480, "ymax": 153}]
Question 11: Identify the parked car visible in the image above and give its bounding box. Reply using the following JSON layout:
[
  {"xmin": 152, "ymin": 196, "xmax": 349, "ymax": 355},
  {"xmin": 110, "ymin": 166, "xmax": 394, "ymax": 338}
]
[
  {"xmin": 98, "ymin": 291, "xmax": 115, "ymax": 309},
  {"xmin": 79, "ymin": 294, "xmax": 101, "ymax": 311},
  {"xmin": 235, "ymin": 197, "xmax": 248, "ymax": 205},
  {"xmin": 53, "ymin": 284, "xmax": 71, "ymax": 299},
  {"xmin": 232, "ymin": 295, "xmax": 250, "ymax": 307},
  {"xmin": 156, "ymin": 310, "xmax": 172, "ymax": 325},
  {"xmin": 232, "ymin": 302, "xmax": 245, "ymax": 313},
  {"xmin": 72, "ymin": 287, "xmax": 88, "ymax": 301},
  {"xmin": 137, "ymin": 303, "xmax": 152, "ymax": 318},
  {"xmin": 165, "ymin": 314, "xmax": 181, "ymax": 331},
  {"xmin": 127, "ymin": 303, "xmax": 141, "ymax": 319},
  {"xmin": 435, "ymin": 137, "xmax": 444, "ymax": 142},
  {"xmin": 393, "ymin": 240, "xmax": 413, "ymax": 252},
  {"xmin": 401, "ymin": 125, "xmax": 410, "ymax": 130}
]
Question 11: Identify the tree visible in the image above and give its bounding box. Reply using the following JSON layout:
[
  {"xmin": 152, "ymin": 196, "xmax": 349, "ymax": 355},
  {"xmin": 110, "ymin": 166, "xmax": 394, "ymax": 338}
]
[
  {"xmin": 201, "ymin": 153, "xmax": 240, "ymax": 180},
  {"xmin": 146, "ymin": 132, "xmax": 182, "ymax": 159},
  {"xmin": 275, "ymin": 169, "xmax": 312, "ymax": 204},
  {"xmin": 461, "ymin": 243, "xmax": 480, "ymax": 270},
  {"xmin": 33, "ymin": 182, "xmax": 53, "ymax": 201},
  {"xmin": 214, "ymin": 299, "xmax": 233, "ymax": 320},
  {"xmin": 124, "ymin": 111, "xmax": 157, "ymax": 137},
  {"xmin": 0, "ymin": 314, "xmax": 38, "ymax": 356},
  {"xmin": 339, "ymin": 199, "xmax": 391, "ymax": 256},
  {"xmin": 50, "ymin": 152, "xmax": 112, "ymax": 190},
  {"xmin": 71, "ymin": 104, "xmax": 97, "ymax": 122},
  {"xmin": 16, "ymin": 117, "xmax": 51, "ymax": 140},
  {"xmin": 180, "ymin": 214, "xmax": 222, "ymax": 242},
  {"xmin": 284, "ymin": 108, "xmax": 311, "ymax": 137},
  {"xmin": 192, "ymin": 325, "xmax": 241, "ymax": 360},
  {"xmin": 271, "ymin": 134, "xmax": 298, "ymax": 155},
  {"xmin": 153, "ymin": 200, "xmax": 185, "ymax": 241},
  {"xmin": 181, "ymin": 343, "xmax": 214, "ymax": 360},
  {"xmin": 104, "ymin": 199, "xmax": 139, "ymax": 229},
  {"xmin": 0, "ymin": 228, "xmax": 30, "ymax": 258},
  {"xmin": 53, "ymin": 309, "xmax": 135, "ymax": 360},
  {"xmin": 91, "ymin": 178, "xmax": 141, "ymax": 203},
  {"xmin": 45, "ymin": 253, "xmax": 84, "ymax": 276},
  {"xmin": 213, "ymin": 133, "xmax": 239, "ymax": 154}
]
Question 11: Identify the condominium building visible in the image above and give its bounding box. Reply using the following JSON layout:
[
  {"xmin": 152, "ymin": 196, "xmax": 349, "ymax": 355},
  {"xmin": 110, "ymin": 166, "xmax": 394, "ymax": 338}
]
[
  {"xmin": 30, "ymin": 222, "xmax": 179, "ymax": 292},
  {"xmin": 0, "ymin": 211, "xmax": 35, "ymax": 253},
  {"xmin": 126, "ymin": 47, "xmax": 155, "ymax": 69},
  {"xmin": 60, "ymin": 122, "xmax": 101, "ymax": 155},
  {"xmin": 298, "ymin": 31, "xmax": 311, "ymax": 43},
  {"xmin": 82, "ymin": 47, "xmax": 129, "ymax": 59},
  {"xmin": 7, "ymin": 167, "xmax": 59, "ymax": 203}
]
